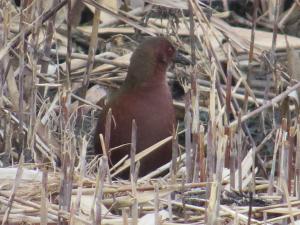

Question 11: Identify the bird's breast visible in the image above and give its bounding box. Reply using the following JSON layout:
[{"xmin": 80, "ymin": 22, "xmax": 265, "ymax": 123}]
[{"xmin": 109, "ymin": 84, "xmax": 175, "ymax": 150}]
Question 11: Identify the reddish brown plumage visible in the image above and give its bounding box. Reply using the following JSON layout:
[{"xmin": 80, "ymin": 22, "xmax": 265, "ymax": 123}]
[{"xmin": 94, "ymin": 37, "xmax": 176, "ymax": 178}]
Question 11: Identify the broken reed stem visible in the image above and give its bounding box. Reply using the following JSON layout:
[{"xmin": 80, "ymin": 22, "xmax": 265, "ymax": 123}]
[
  {"xmin": 2, "ymin": 155, "xmax": 24, "ymax": 224},
  {"xmin": 215, "ymin": 136, "xmax": 227, "ymax": 221},
  {"xmin": 248, "ymin": 148, "xmax": 256, "ymax": 225},
  {"xmin": 154, "ymin": 183, "xmax": 159, "ymax": 225},
  {"xmin": 102, "ymin": 112, "xmax": 119, "ymax": 214},
  {"xmin": 199, "ymin": 125, "xmax": 205, "ymax": 182},
  {"xmin": 75, "ymin": 137, "xmax": 87, "ymax": 214},
  {"xmin": 193, "ymin": 147, "xmax": 200, "ymax": 183},
  {"xmin": 296, "ymin": 117, "xmax": 300, "ymax": 221},
  {"xmin": 122, "ymin": 210, "xmax": 129, "ymax": 225},
  {"xmin": 130, "ymin": 119, "xmax": 137, "ymax": 181},
  {"xmin": 191, "ymin": 70, "xmax": 199, "ymax": 183},
  {"xmin": 77, "ymin": 0, "xmax": 102, "ymax": 126},
  {"xmin": 188, "ymin": 1, "xmax": 196, "ymax": 65},
  {"xmin": 18, "ymin": 0, "xmax": 26, "ymax": 158},
  {"xmin": 65, "ymin": 0, "xmax": 72, "ymax": 91},
  {"xmin": 244, "ymin": 0, "xmax": 259, "ymax": 116},
  {"xmin": 288, "ymin": 127, "xmax": 295, "ymax": 194},
  {"xmin": 260, "ymin": 0, "xmax": 280, "ymax": 134},
  {"xmin": 207, "ymin": 65, "xmax": 217, "ymax": 181},
  {"xmin": 58, "ymin": 88, "xmax": 71, "ymax": 224},
  {"xmin": 184, "ymin": 88, "xmax": 192, "ymax": 183},
  {"xmin": 95, "ymin": 146, "xmax": 108, "ymax": 224},
  {"xmin": 28, "ymin": 0, "xmax": 42, "ymax": 158},
  {"xmin": 230, "ymin": 134, "xmax": 237, "ymax": 190},
  {"xmin": 167, "ymin": 186, "xmax": 173, "ymax": 223},
  {"xmin": 278, "ymin": 118, "xmax": 287, "ymax": 193},
  {"xmin": 181, "ymin": 173, "xmax": 188, "ymax": 223},
  {"xmin": 104, "ymin": 109, "xmax": 112, "ymax": 156},
  {"xmin": 267, "ymin": 128, "xmax": 280, "ymax": 195},
  {"xmin": 248, "ymin": 0, "xmax": 259, "ymax": 84},
  {"xmin": 131, "ymin": 172, "xmax": 138, "ymax": 225},
  {"xmin": 237, "ymin": 111, "xmax": 243, "ymax": 193},
  {"xmin": 40, "ymin": 169, "xmax": 48, "ymax": 225},
  {"xmin": 171, "ymin": 125, "xmax": 178, "ymax": 187},
  {"xmin": 112, "ymin": 136, "xmax": 173, "ymax": 177},
  {"xmin": 3, "ymin": 110, "xmax": 12, "ymax": 166},
  {"xmin": 229, "ymin": 126, "xmax": 235, "ymax": 190},
  {"xmin": 40, "ymin": 0, "xmax": 59, "ymax": 75},
  {"xmin": 66, "ymin": 127, "xmax": 76, "ymax": 215},
  {"xmin": 225, "ymin": 56, "xmax": 232, "ymax": 170}
]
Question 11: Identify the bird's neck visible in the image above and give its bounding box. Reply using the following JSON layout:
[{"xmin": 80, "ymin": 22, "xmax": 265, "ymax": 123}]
[{"xmin": 124, "ymin": 66, "xmax": 167, "ymax": 89}]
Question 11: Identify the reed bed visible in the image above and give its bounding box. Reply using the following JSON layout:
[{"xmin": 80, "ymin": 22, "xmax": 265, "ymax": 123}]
[{"xmin": 1, "ymin": 0, "xmax": 300, "ymax": 224}]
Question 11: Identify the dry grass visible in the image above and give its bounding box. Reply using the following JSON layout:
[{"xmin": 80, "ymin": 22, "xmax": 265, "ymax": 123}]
[{"xmin": 1, "ymin": 0, "xmax": 300, "ymax": 224}]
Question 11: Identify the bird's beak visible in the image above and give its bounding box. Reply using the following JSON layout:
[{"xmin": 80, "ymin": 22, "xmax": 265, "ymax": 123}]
[{"xmin": 172, "ymin": 53, "xmax": 193, "ymax": 66}]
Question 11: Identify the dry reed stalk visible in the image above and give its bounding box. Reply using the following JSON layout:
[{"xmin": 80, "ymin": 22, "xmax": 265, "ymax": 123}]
[
  {"xmin": 2, "ymin": 155, "xmax": 24, "ymax": 224},
  {"xmin": 171, "ymin": 125, "xmax": 178, "ymax": 190},
  {"xmin": 40, "ymin": 169, "xmax": 48, "ymax": 225},
  {"xmin": 191, "ymin": 71, "xmax": 200, "ymax": 183},
  {"xmin": 71, "ymin": 93, "xmax": 102, "ymax": 111},
  {"xmin": 77, "ymin": 0, "xmax": 102, "ymax": 129},
  {"xmin": 130, "ymin": 171, "xmax": 138, "ymax": 225},
  {"xmin": 94, "ymin": 135, "xmax": 107, "ymax": 223},
  {"xmin": 184, "ymin": 88, "xmax": 192, "ymax": 183},
  {"xmin": 230, "ymin": 80, "xmax": 300, "ymax": 128},
  {"xmin": 74, "ymin": 136, "xmax": 87, "ymax": 214},
  {"xmin": 111, "ymin": 135, "xmax": 173, "ymax": 177},
  {"xmin": 40, "ymin": 0, "xmax": 59, "ymax": 76},
  {"xmin": 122, "ymin": 209, "xmax": 129, "ymax": 225},
  {"xmin": 51, "ymin": 49, "xmax": 129, "ymax": 69},
  {"xmin": 58, "ymin": 84, "xmax": 74, "ymax": 224},
  {"xmin": 181, "ymin": 173, "xmax": 187, "ymax": 223},
  {"xmin": 188, "ymin": 1, "xmax": 198, "ymax": 185},
  {"xmin": 236, "ymin": 111, "xmax": 243, "ymax": 193},
  {"xmin": 27, "ymin": 0, "xmax": 42, "ymax": 161},
  {"xmin": 81, "ymin": 0, "xmax": 156, "ymax": 36},
  {"xmin": 2, "ymin": 0, "xmax": 300, "ymax": 224},
  {"xmin": 103, "ymin": 110, "xmax": 119, "ymax": 214},
  {"xmin": 206, "ymin": 63, "xmax": 217, "ymax": 195},
  {"xmin": 130, "ymin": 119, "xmax": 137, "ymax": 181},
  {"xmin": 154, "ymin": 183, "xmax": 159, "ymax": 225},
  {"xmin": 197, "ymin": 125, "xmax": 204, "ymax": 183},
  {"xmin": 64, "ymin": 0, "xmax": 72, "ymax": 93},
  {"xmin": 104, "ymin": 109, "xmax": 112, "ymax": 156},
  {"xmin": 296, "ymin": 115, "xmax": 300, "ymax": 221},
  {"xmin": 109, "ymin": 155, "xmax": 128, "ymax": 174},
  {"xmin": 130, "ymin": 119, "xmax": 138, "ymax": 225},
  {"xmin": 215, "ymin": 135, "xmax": 227, "ymax": 221},
  {"xmin": 244, "ymin": 0, "xmax": 259, "ymax": 121},
  {"xmin": 167, "ymin": 186, "xmax": 173, "ymax": 223},
  {"xmin": 225, "ymin": 58, "xmax": 232, "ymax": 169},
  {"xmin": 17, "ymin": 0, "xmax": 26, "ymax": 160},
  {"xmin": 260, "ymin": 0, "xmax": 280, "ymax": 135},
  {"xmin": 3, "ymin": 111, "xmax": 12, "ymax": 166}
]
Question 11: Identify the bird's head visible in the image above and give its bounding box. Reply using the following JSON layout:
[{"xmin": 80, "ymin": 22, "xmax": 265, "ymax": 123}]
[{"xmin": 126, "ymin": 37, "xmax": 177, "ymax": 87}]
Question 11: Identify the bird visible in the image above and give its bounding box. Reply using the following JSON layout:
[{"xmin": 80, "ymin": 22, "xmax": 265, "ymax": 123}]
[{"xmin": 94, "ymin": 37, "xmax": 180, "ymax": 178}]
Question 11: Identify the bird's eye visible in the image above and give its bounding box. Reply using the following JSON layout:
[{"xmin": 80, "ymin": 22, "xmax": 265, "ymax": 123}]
[{"xmin": 168, "ymin": 47, "xmax": 173, "ymax": 54}]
